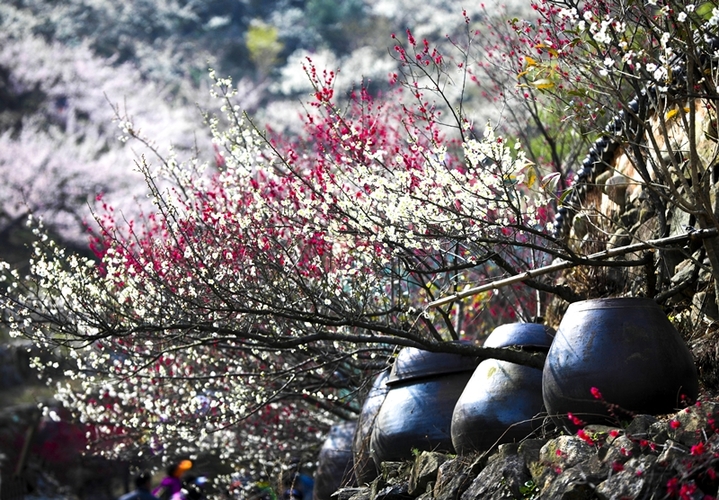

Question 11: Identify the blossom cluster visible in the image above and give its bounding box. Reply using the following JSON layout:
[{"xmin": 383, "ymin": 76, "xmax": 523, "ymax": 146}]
[{"xmin": 0, "ymin": 37, "xmax": 561, "ymax": 473}]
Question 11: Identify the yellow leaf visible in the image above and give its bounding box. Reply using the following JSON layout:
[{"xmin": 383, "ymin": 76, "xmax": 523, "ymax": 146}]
[
  {"xmin": 525, "ymin": 56, "xmax": 538, "ymax": 67},
  {"xmin": 665, "ymin": 106, "xmax": 690, "ymax": 121},
  {"xmin": 526, "ymin": 166, "xmax": 537, "ymax": 189},
  {"xmin": 470, "ymin": 290, "xmax": 492, "ymax": 306},
  {"xmin": 517, "ymin": 70, "xmax": 529, "ymax": 79},
  {"xmin": 531, "ymin": 78, "xmax": 554, "ymax": 89},
  {"xmin": 534, "ymin": 42, "xmax": 558, "ymax": 57}
]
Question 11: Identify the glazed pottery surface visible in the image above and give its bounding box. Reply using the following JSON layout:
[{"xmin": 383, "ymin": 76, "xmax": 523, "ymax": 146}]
[
  {"xmin": 313, "ymin": 421, "xmax": 357, "ymax": 500},
  {"xmin": 352, "ymin": 370, "xmax": 390, "ymax": 484},
  {"xmin": 387, "ymin": 346, "xmax": 480, "ymax": 384},
  {"xmin": 542, "ymin": 297, "xmax": 698, "ymax": 425},
  {"xmin": 370, "ymin": 347, "xmax": 479, "ymax": 464},
  {"xmin": 451, "ymin": 323, "xmax": 554, "ymax": 454},
  {"xmin": 483, "ymin": 322, "xmax": 555, "ymax": 349}
]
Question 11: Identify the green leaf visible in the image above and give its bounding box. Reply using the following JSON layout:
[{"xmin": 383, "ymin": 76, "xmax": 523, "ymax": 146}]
[
  {"xmin": 697, "ymin": 2, "xmax": 717, "ymax": 20},
  {"xmin": 559, "ymin": 187, "xmax": 574, "ymax": 204}
]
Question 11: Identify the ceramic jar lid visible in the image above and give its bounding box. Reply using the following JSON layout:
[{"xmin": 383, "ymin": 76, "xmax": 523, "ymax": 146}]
[
  {"xmin": 387, "ymin": 346, "xmax": 480, "ymax": 385},
  {"xmin": 484, "ymin": 323, "xmax": 555, "ymax": 350}
]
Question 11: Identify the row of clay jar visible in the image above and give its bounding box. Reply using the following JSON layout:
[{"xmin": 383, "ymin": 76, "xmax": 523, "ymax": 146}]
[{"xmin": 313, "ymin": 297, "xmax": 699, "ymax": 499}]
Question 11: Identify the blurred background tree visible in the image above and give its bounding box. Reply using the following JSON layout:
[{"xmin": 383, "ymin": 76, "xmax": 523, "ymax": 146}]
[{"xmin": 0, "ymin": 0, "xmax": 543, "ymax": 497}]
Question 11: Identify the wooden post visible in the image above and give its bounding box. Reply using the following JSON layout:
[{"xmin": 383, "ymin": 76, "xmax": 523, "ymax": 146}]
[{"xmin": 428, "ymin": 228, "xmax": 718, "ymax": 308}]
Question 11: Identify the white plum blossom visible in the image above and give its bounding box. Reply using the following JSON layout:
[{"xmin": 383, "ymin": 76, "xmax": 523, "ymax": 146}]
[
  {"xmin": 0, "ymin": 51, "xmax": 557, "ymax": 470},
  {"xmin": 710, "ymin": 7, "xmax": 719, "ymax": 26}
]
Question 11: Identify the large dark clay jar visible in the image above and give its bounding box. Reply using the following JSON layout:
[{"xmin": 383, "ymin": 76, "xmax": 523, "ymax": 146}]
[
  {"xmin": 543, "ymin": 297, "xmax": 698, "ymax": 426},
  {"xmin": 313, "ymin": 421, "xmax": 357, "ymax": 500},
  {"xmin": 352, "ymin": 370, "xmax": 390, "ymax": 484},
  {"xmin": 369, "ymin": 347, "xmax": 479, "ymax": 465},
  {"xmin": 451, "ymin": 323, "xmax": 554, "ymax": 454}
]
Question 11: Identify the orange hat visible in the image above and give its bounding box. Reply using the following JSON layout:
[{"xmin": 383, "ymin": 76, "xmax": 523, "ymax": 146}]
[{"xmin": 174, "ymin": 460, "xmax": 193, "ymax": 477}]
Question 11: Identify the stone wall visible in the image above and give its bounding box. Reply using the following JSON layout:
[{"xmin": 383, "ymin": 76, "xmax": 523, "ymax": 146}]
[{"xmin": 339, "ymin": 402, "xmax": 719, "ymax": 499}]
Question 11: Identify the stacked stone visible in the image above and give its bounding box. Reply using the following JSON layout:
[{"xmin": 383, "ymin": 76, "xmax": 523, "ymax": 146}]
[
  {"xmin": 553, "ymin": 36, "xmax": 719, "ymax": 241},
  {"xmin": 337, "ymin": 403, "xmax": 719, "ymax": 500}
]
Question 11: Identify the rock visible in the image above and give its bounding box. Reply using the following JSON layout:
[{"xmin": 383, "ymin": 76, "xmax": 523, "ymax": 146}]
[
  {"xmin": 499, "ymin": 454, "xmax": 532, "ymax": 498},
  {"xmin": 692, "ymin": 330, "xmax": 719, "ymax": 390},
  {"xmin": 349, "ymin": 402, "xmax": 719, "ymax": 500},
  {"xmin": 656, "ymin": 440, "xmax": 688, "ymax": 464},
  {"xmin": 573, "ymin": 213, "xmax": 590, "ymax": 239},
  {"xmin": 373, "ymin": 483, "xmax": 411, "ymax": 500},
  {"xmin": 624, "ymin": 455, "xmax": 658, "ymax": 473},
  {"xmin": 461, "ymin": 455, "xmax": 532, "ymax": 500},
  {"xmin": 669, "ymin": 208, "xmax": 693, "ymax": 237},
  {"xmin": 671, "ymin": 259, "xmax": 698, "ymax": 285},
  {"xmin": 408, "ymin": 452, "xmax": 448, "ymax": 496},
  {"xmin": 583, "ymin": 454, "xmax": 610, "ymax": 478},
  {"xmin": 595, "ymin": 469, "xmax": 645, "ymax": 499},
  {"xmin": 620, "ymin": 207, "xmax": 640, "ymax": 228},
  {"xmin": 347, "ymin": 489, "xmax": 372, "ymax": 500},
  {"xmin": 692, "ymin": 291, "xmax": 719, "ymax": 323},
  {"xmin": 605, "ymin": 174, "xmax": 629, "ymax": 206},
  {"xmin": 699, "ymin": 257, "xmax": 714, "ymax": 284},
  {"xmin": 596, "ymin": 455, "xmax": 666, "ymax": 500},
  {"xmin": 539, "ymin": 467, "xmax": 597, "ymax": 500},
  {"xmin": 624, "ymin": 415, "xmax": 658, "ymax": 439},
  {"xmin": 581, "ymin": 425, "xmax": 618, "ymax": 445},
  {"xmin": 540, "ymin": 436, "xmax": 595, "ymax": 470},
  {"xmin": 379, "ymin": 462, "xmax": 411, "ymax": 483},
  {"xmin": 517, "ymin": 439, "xmax": 547, "ymax": 467},
  {"xmin": 531, "ymin": 436, "xmax": 595, "ymax": 491},
  {"xmin": 433, "ymin": 458, "xmax": 474, "ymax": 500},
  {"xmin": 668, "ymin": 402, "xmax": 719, "ymax": 446},
  {"xmin": 637, "ymin": 206, "xmax": 654, "ymax": 226},
  {"xmin": 371, "ymin": 462, "xmax": 411, "ymax": 500},
  {"xmin": 609, "ymin": 435, "xmax": 641, "ymax": 456},
  {"xmin": 601, "ymin": 435, "xmax": 640, "ymax": 466},
  {"xmin": 608, "ymin": 228, "xmax": 632, "ymax": 249},
  {"xmin": 595, "ymin": 170, "xmax": 613, "ymax": 186},
  {"xmin": 413, "ymin": 480, "xmax": 434, "ymax": 500},
  {"xmin": 336, "ymin": 489, "xmax": 366, "ymax": 500}
]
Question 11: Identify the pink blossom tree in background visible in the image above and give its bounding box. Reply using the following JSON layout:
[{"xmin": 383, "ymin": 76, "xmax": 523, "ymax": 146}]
[
  {"xmin": 0, "ymin": 31, "xmax": 216, "ymax": 266},
  {"xmin": 0, "ymin": 1, "xmax": 550, "ymax": 481},
  {"xmin": 0, "ymin": 0, "xmax": 532, "ymax": 259},
  {"xmin": 0, "ymin": 20, "xmax": 566, "ymax": 471}
]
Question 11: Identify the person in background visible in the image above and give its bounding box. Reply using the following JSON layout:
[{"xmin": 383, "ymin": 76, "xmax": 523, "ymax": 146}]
[
  {"xmin": 153, "ymin": 460, "xmax": 193, "ymax": 500},
  {"xmin": 119, "ymin": 471, "xmax": 158, "ymax": 500},
  {"xmin": 284, "ymin": 458, "xmax": 313, "ymax": 500},
  {"xmin": 174, "ymin": 475, "xmax": 209, "ymax": 500}
]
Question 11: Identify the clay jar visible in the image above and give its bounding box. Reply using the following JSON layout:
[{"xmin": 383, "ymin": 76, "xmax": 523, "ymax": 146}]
[
  {"xmin": 542, "ymin": 297, "xmax": 698, "ymax": 427},
  {"xmin": 313, "ymin": 421, "xmax": 357, "ymax": 500},
  {"xmin": 451, "ymin": 323, "xmax": 554, "ymax": 455},
  {"xmin": 370, "ymin": 347, "xmax": 480, "ymax": 465},
  {"xmin": 352, "ymin": 370, "xmax": 390, "ymax": 484}
]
